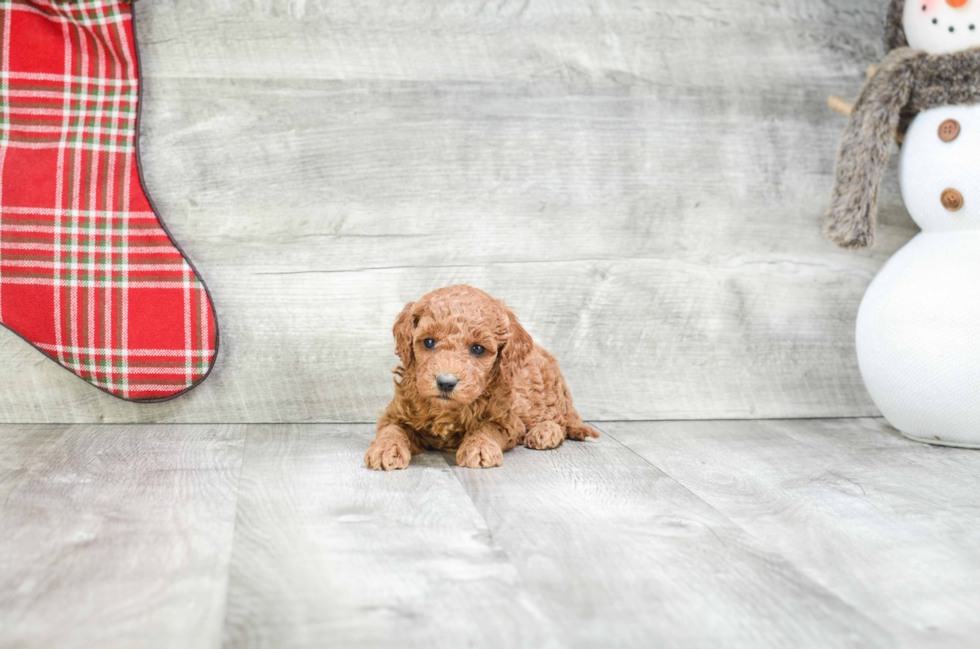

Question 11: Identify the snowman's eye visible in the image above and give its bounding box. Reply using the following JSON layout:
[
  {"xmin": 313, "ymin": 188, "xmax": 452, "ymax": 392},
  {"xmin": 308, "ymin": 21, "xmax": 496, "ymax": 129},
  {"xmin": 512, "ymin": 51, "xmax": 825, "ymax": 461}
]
[{"xmin": 933, "ymin": 18, "xmax": 939, "ymax": 24}]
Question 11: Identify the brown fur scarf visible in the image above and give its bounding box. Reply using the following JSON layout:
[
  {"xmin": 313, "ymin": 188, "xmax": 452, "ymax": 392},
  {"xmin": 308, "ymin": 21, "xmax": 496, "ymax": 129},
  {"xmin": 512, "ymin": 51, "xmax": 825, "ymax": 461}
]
[
  {"xmin": 826, "ymin": 0, "xmax": 980, "ymax": 248},
  {"xmin": 885, "ymin": 0, "xmax": 907, "ymax": 51},
  {"xmin": 826, "ymin": 47, "xmax": 980, "ymax": 248}
]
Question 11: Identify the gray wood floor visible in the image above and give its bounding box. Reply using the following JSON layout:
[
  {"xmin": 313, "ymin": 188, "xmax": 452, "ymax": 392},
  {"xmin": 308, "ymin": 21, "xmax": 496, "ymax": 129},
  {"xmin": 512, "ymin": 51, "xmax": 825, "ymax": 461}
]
[{"xmin": 2, "ymin": 419, "xmax": 979, "ymax": 648}]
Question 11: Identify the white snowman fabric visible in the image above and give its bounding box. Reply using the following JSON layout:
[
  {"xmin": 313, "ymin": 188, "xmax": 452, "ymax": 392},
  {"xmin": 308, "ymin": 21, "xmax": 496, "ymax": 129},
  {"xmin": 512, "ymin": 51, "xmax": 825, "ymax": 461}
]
[
  {"xmin": 902, "ymin": 0, "xmax": 980, "ymax": 55},
  {"xmin": 829, "ymin": 0, "xmax": 980, "ymax": 447}
]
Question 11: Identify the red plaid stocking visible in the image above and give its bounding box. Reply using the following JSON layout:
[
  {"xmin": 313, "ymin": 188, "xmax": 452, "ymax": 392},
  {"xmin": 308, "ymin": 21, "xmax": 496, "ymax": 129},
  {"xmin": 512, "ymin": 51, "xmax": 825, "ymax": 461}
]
[{"xmin": 0, "ymin": 0, "xmax": 218, "ymax": 401}]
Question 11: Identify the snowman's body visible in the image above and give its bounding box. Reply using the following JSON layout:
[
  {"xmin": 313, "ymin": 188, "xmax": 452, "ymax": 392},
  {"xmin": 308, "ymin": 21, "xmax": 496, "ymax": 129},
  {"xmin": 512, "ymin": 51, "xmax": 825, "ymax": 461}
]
[{"xmin": 856, "ymin": 2, "xmax": 980, "ymax": 446}]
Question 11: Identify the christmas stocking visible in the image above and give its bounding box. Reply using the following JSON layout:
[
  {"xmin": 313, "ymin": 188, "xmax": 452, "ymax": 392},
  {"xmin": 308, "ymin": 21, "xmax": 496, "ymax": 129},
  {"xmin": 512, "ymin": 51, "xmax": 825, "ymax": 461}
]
[{"xmin": 0, "ymin": 0, "xmax": 218, "ymax": 401}]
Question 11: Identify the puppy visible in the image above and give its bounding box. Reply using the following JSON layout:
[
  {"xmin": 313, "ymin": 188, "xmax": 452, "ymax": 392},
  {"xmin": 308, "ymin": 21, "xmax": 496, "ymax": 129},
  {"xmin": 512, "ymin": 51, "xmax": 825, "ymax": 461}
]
[{"xmin": 366, "ymin": 285, "xmax": 599, "ymax": 470}]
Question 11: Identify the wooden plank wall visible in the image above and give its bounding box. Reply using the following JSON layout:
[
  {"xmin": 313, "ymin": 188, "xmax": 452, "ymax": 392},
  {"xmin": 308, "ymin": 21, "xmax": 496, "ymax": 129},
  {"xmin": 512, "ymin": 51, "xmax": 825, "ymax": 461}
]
[{"xmin": 0, "ymin": 0, "xmax": 914, "ymax": 423}]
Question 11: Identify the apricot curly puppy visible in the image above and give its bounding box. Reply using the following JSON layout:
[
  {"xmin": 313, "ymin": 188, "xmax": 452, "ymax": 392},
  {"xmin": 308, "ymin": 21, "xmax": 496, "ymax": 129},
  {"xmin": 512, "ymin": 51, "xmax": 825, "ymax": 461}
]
[{"xmin": 366, "ymin": 285, "xmax": 599, "ymax": 471}]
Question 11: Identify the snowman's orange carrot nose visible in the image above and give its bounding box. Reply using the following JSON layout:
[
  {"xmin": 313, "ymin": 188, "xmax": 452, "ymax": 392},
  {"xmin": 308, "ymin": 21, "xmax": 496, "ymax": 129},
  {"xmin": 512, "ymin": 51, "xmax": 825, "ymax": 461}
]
[{"xmin": 947, "ymin": 0, "xmax": 969, "ymax": 8}]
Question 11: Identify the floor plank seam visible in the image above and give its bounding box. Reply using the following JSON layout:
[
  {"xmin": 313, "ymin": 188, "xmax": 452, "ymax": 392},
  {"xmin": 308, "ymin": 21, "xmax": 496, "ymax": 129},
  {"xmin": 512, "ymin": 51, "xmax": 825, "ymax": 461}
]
[
  {"xmin": 593, "ymin": 421, "xmax": 792, "ymax": 547},
  {"xmin": 593, "ymin": 421, "xmax": 903, "ymax": 642},
  {"xmin": 590, "ymin": 421, "xmax": 770, "ymax": 546},
  {"xmin": 214, "ymin": 424, "xmax": 252, "ymax": 648},
  {"xmin": 444, "ymin": 453, "xmax": 513, "ymax": 564},
  {"xmin": 443, "ymin": 452, "xmax": 571, "ymax": 642}
]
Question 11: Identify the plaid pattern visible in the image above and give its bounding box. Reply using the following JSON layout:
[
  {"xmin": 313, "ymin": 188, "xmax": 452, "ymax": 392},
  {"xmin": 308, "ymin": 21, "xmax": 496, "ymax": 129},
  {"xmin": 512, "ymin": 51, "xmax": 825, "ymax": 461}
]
[{"xmin": 0, "ymin": 0, "xmax": 217, "ymax": 400}]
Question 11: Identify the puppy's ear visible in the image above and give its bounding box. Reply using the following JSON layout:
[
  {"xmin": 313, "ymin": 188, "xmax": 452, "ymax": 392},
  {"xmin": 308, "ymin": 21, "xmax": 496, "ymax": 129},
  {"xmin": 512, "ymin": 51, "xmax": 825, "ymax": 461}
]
[
  {"xmin": 498, "ymin": 302, "xmax": 533, "ymax": 385},
  {"xmin": 393, "ymin": 301, "xmax": 417, "ymax": 368}
]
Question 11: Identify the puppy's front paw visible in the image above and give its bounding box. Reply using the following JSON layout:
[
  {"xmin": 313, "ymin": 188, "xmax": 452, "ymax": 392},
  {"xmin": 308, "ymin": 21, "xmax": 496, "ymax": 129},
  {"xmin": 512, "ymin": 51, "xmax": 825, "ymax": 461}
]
[
  {"xmin": 365, "ymin": 438, "xmax": 412, "ymax": 471},
  {"xmin": 524, "ymin": 421, "xmax": 565, "ymax": 450},
  {"xmin": 456, "ymin": 436, "xmax": 503, "ymax": 469}
]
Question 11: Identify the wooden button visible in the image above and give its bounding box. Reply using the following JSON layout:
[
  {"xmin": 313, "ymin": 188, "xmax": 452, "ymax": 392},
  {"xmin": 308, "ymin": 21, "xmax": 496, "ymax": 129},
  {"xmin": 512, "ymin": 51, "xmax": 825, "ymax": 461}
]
[
  {"xmin": 939, "ymin": 119, "xmax": 961, "ymax": 142},
  {"xmin": 942, "ymin": 188, "xmax": 964, "ymax": 212}
]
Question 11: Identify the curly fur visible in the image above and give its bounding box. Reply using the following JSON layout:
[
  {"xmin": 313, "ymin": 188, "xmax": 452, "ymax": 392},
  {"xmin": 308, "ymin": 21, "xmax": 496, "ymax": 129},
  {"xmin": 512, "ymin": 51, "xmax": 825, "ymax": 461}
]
[
  {"xmin": 826, "ymin": 0, "xmax": 980, "ymax": 248},
  {"xmin": 365, "ymin": 285, "xmax": 599, "ymax": 471}
]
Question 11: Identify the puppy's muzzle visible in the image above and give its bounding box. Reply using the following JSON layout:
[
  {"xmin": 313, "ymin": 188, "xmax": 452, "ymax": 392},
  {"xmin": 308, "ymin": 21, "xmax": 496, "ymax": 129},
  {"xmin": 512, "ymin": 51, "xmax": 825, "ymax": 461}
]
[{"xmin": 436, "ymin": 373, "xmax": 459, "ymax": 394}]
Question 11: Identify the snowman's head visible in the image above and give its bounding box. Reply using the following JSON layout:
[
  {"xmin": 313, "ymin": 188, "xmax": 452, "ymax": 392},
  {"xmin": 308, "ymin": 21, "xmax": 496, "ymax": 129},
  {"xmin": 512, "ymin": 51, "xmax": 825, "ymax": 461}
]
[{"xmin": 904, "ymin": 0, "xmax": 980, "ymax": 54}]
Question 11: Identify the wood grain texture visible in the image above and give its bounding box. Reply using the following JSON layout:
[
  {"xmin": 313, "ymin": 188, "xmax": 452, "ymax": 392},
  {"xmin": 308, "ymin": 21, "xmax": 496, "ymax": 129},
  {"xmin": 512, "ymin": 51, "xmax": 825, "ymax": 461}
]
[
  {"xmin": 4, "ymin": 421, "xmax": 980, "ymax": 647},
  {"xmin": 450, "ymin": 424, "xmax": 894, "ymax": 648},
  {"xmin": 222, "ymin": 424, "xmax": 563, "ymax": 649},
  {"xmin": 223, "ymin": 423, "xmax": 897, "ymax": 648},
  {"xmin": 604, "ymin": 418, "xmax": 980, "ymax": 648},
  {"xmin": 0, "ymin": 0, "xmax": 916, "ymax": 422},
  {"xmin": 0, "ymin": 424, "xmax": 246, "ymax": 649}
]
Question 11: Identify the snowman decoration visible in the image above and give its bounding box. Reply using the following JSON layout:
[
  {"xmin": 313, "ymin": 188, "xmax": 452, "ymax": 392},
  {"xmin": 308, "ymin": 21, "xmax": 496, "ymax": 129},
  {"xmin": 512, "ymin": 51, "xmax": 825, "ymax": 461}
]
[{"xmin": 827, "ymin": 0, "xmax": 980, "ymax": 447}]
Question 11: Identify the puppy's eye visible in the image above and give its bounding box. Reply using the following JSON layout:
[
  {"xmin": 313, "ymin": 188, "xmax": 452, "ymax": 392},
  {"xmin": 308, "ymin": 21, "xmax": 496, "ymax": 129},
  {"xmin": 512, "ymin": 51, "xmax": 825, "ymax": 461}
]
[
  {"xmin": 470, "ymin": 344, "xmax": 486, "ymax": 357},
  {"xmin": 423, "ymin": 338, "xmax": 436, "ymax": 349}
]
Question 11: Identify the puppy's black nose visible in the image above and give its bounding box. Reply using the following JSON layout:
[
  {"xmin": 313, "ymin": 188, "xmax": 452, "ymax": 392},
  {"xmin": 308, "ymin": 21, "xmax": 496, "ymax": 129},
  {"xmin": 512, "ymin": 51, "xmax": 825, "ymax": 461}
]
[{"xmin": 436, "ymin": 374, "xmax": 459, "ymax": 393}]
